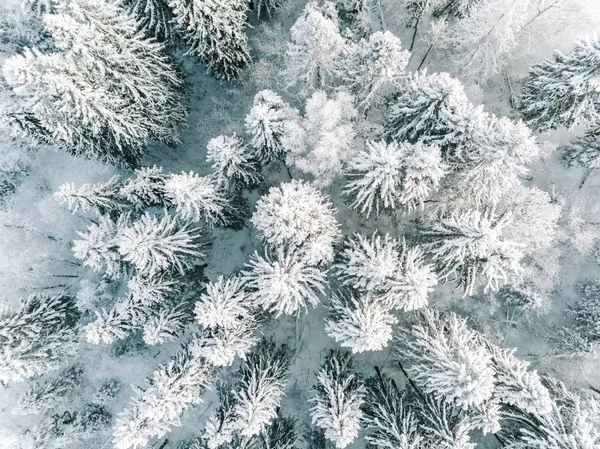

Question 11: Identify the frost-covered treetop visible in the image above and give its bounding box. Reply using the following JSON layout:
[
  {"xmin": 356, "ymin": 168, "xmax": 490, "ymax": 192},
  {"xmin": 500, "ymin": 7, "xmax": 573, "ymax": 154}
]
[
  {"xmin": 244, "ymin": 89, "xmax": 296, "ymax": 163},
  {"xmin": 164, "ymin": 171, "xmax": 228, "ymax": 227},
  {"xmin": 343, "ymin": 30, "xmax": 410, "ymax": 111},
  {"xmin": 284, "ymin": 1, "xmax": 347, "ymax": 95},
  {"xmin": 251, "ymin": 180, "xmax": 340, "ymax": 265}
]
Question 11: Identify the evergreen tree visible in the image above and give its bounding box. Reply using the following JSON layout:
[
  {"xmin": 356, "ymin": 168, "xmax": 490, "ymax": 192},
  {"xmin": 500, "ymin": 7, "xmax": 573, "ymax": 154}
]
[
  {"xmin": 170, "ymin": 0, "xmax": 251, "ymax": 80},
  {"xmin": 117, "ymin": 0, "xmax": 175, "ymax": 42},
  {"xmin": 232, "ymin": 339, "xmax": 290, "ymax": 438},
  {"xmin": 31, "ymin": 403, "xmax": 112, "ymax": 449},
  {"xmin": 386, "ymin": 70, "xmax": 472, "ymax": 157},
  {"xmin": 142, "ymin": 305, "xmax": 188, "ymax": 345},
  {"xmin": 344, "ymin": 140, "xmax": 446, "ymax": 217},
  {"xmin": 444, "ymin": 112, "xmax": 541, "ymax": 206},
  {"xmin": 362, "ymin": 372, "xmax": 423, "ymax": 449},
  {"xmin": 0, "ymin": 293, "xmax": 79, "ymax": 383},
  {"xmin": 325, "ymin": 290, "xmax": 397, "ymax": 353},
  {"xmin": 72, "ymin": 214, "xmax": 127, "ymax": 278},
  {"xmin": 2, "ymin": 0, "xmax": 188, "ymax": 166},
  {"xmin": 395, "ymin": 309, "xmax": 495, "ymax": 409},
  {"xmin": 194, "ymin": 322, "xmax": 259, "ymax": 366},
  {"xmin": 203, "ymin": 383, "xmax": 239, "ymax": 449},
  {"xmin": 164, "ymin": 172, "xmax": 230, "ymax": 227},
  {"xmin": 486, "ymin": 343, "xmax": 552, "ymax": 415},
  {"xmin": 518, "ymin": 37, "xmax": 600, "ymax": 131},
  {"xmin": 444, "ymin": 0, "xmax": 532, "ymax": 80},
  {"xmin": 342, "ymin": 31, "xmax": 410, "ymax": 112},
  {"xmin": 420, "ymin": 207, "xmax": 524, "ymax": 296},
  {"xmin": 54, "ymin": 175, "xmax": 125, "ymax": 214},
  {"xmin": 120, "ymin": 166, "xmax": 169, "ymax": 208},
  {"xmin": 254, "ymin": 0, "xmax": 283, "ymax": 20},
  {"xmin": 283, "ymin": 90, "xmax": 358, "ymax": 187},
  {"xmin": 195, "ymin": 275, "xmax": 252, "ymax": 330},
  {"xmin": 251, "ymin": 180, "xmax": 340, "ymax": 265},
  {"xmin": 243, "ymin": 247, "xmax": 328, "ymax": 317},
  {"xmin": 505, "ymin": 378, "xmax": 600, "ymax": 449},
  {"xmin": 113, "ymin": 343, "xmax": 213, "ymax": 449},
  {"xmin": 244, "ymin": 90, "xmax": 297, "ymax": 164},
  {"xmin": 255, "ymin": 414, "xmax": 298, "ymax": 449},
  {"xmin": 562, "ymin": 127, "xmax": 600, "ymax": 169},
  {"xmin": 13, "ymin": 364, "xmax": 84, "ymax": 415},
  {"xmin": 206, "ymin": 134, "xmax": 262, "ymax": 188},
  {"xmin": 116, "ymin": 212, "xmax": 207, "ymax": 275},
  {"xmin": 334, "ymin": 232, "xmax": 436, "ymax": 311},
  {"xmin": 335, "ymin": 0, "xmax": 372, "ymax": 37},
  {"xmin": 416, "ymin": 394, "xmax": 482, "ymax": 449},
  {"xmin": 310, "ymin": 350, "xmax": 366, "ymax": 449},
  {"xmin": 284, "ymin": 1, "xmax": 347, "ymax": 96},
  {"xmin": 432, "ymin": 0, "xmax": 481, "ymax": 18}
]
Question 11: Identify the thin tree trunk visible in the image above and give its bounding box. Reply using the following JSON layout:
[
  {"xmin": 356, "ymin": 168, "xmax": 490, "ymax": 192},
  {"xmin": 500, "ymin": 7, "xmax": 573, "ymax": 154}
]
[
  {"xmin": 409, "ymin": 16, "xmax": 421, "ymax": 51},
  {"xmin": 376, "ymin": 0, "xmax": 386, "ymax": 30},
  {"xmin": 396, "ymin": 361, "xmax": 425, "ymax": 401},
  {"xmin": 579, "ymin": 168, "xmax": 593, "ymax": 189},
  {"xmin": 417, "ymin": 44, "xmax": 433, "ymax": 70}
]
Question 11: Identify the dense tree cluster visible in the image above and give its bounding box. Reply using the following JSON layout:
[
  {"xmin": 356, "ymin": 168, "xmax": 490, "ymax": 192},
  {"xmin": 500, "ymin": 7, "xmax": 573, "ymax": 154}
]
[{"xmin": 2, "ymin": 1, "xmax": 600, "ymax": 449}]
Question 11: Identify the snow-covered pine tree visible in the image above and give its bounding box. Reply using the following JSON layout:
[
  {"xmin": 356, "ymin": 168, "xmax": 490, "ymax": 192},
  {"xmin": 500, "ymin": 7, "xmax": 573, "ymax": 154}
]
[
  {"xmin": 562, "ymin": 127, "xmax": 600, "ymax": 169},
  {"xmin": 116, "ymin": 212, "xmax": 208, "ymax": 276},
  {"xmin": 443, "ymin": 111, "xmax": 542, "ymax": 206},
  {"xmin": 232, "ymin": 338, "xmax": 290, "ymax": 438},
  {"xmin": 72, "ymin": 214, "xmax": 128, "ymax": 278},
  {"xmin": 113, "ymin": 343, "xmax": 213, "ymax": 449},
  {"xmin": 194, "ymin": 321, "xmax": 259, "ymax": 366},
  {"xmin": 251, "ymin": 180, "xmax": 340, "ymax": 265},
  {"xmin": 518, "ymin": 37, "xmax": 600, "ymax": 132},
  {"xmin": 170, "ymin": 0, "xmax": 251, "ymax": 80},
  {"xmin": 558, "ymin": 280, "xmax": 600, "ymax": 347},
  {"xmin": 84, "ymin": 297, "xmax": 139, "ymax": 345},
  {"xmin": 443, "ymin": 0, "xmax": 532, "ymax": 80},
  {"xmin": 117, "ymin": 0, "xmax": 175, "ymax": 42},
  {"xmin": 325, "ymin": 290, "xmax": 397, "ymax": 353},
  {"xmin": 2, "ymin": 0, "xmax": 188, "ymax": 166},
  {"xmin": 206, "ymin": 134, "xmax": 262, "ymax": 188},
  {"xmin": 486, "ymin": 343, "xmax": 552, "ymax": 415},
  {"xmin": 244, "ymin": 90, "xmax": 297, "ymax": 164},
  {"xmin": 120, "ymin": 166, "xmax": 169, "ymax": 208},
  {"xmin": 13, "ymin": 364, "xmax": 84, "ymax": 415},
  {"xmin": 432, "ymin": 0, "xmax": 481, "ymax": 18},
  {"xmin": 54, "ymin": 175, "xmax": 125, "ymax": 214},
  {"xmin": 334, "ymin": 232, "xmax": 436, "ymax": 311},
  {"xmin": 243, "ymin": 247, "xmax": 327, "ymax": 317},
  {"xmin": 335, "ymin": 232, "xmax": 400, "ymax": 293},
  {"xmin": 0, "ymin": 293, "xmax": 79, "ymax": 383},
  {"xmin": 310, "ymin": 350, "xmax": 365, "ymax": 449},
  {"xmin": 386, "ymin": 70, "xmax": 471, "ymax": 157},
  {"xmin": 335, "ymin": 0, "xmax": 372, "ymax": 36},
  {"xmin": 203, "ymin": 382, "xmax": 239, "ymax": 449},
  {"xmin": 254, "ymin": 0, "xmax": 282, "ymax": 20},
  {"xmin": 195, "ymin": 275, "xmax": 252, "ymax": 330},
  {"xmin": 164, "ymin": 171, "xmax": 230, "ymax": 227},
  {"xmin": 341, "ymin": 31, "xmax": 410, "ymax": 112},
  {"xmin": 31, "ymin": 403, "xmax": 112, "ymax": 449},
  {"xmin": 394, "ymin": 308, "xmax": 495, "ymax": 409},
  {"xmin": 505, "ymin": 378, "xmax": 600, "ymax": 449},
  {"xmin": 361, "ymin": 372, "xmax": 424, "ymax": 449},
  {"xmin": 284, "ymin": 1, "xmax": 347, "ymax": 96},
  {"xmin": 344, "ymin": 140, "xmax": 446, "ymax": 217},
  {"xmin": 142, "ymin": 304, "xmax": 188, "ymax": 345},
  {"xmin": 283, "ymin": 90, "xmax": 357, "ymax": 187},
  {"xmin": 255, "ymin": 414, "xmax": 298, "ymax": 449},
  {"xmin": 416, "ymin": 394, "xmax": 481, "ymax": 449},
  {"xmin": 420, "ymin": 207, "xmax": 524, "ymax": 296}
]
